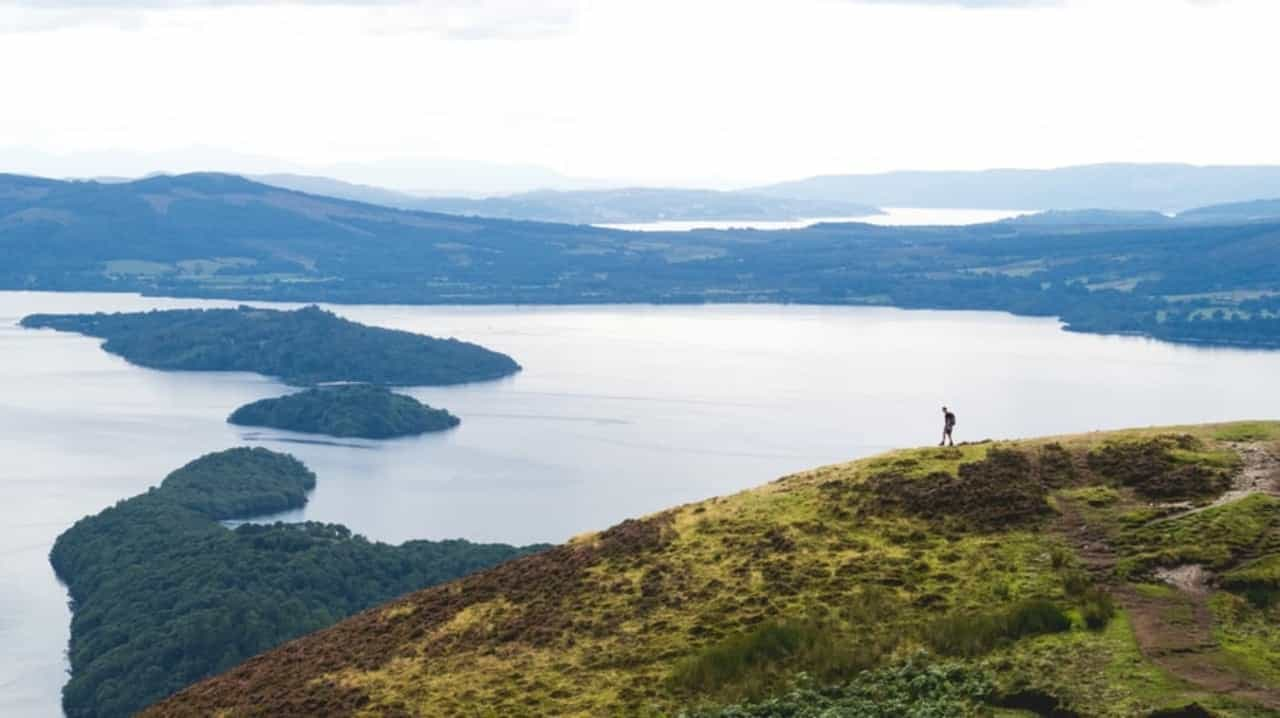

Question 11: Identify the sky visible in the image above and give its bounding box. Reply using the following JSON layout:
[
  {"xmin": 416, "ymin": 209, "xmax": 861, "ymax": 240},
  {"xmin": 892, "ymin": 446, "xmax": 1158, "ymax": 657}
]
[{"xmin": 1, "ymin": 0, "xmax": 1278, "ymax": 191}]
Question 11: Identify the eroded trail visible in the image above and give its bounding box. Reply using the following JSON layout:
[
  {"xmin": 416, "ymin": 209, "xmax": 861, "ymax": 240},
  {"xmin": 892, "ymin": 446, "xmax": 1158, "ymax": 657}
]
[
  {"xmin": 1153, "ymin": 441, "xmax": 1280, "ymax": 524},
  {"xmin": 1055, "ymin": 441, "xmax": 1280, "ymax": 711}
]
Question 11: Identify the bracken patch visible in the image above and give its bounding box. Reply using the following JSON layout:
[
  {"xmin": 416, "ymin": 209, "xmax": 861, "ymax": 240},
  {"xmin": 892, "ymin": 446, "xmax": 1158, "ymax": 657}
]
[
  {"xmin": 1087, "ymin": 435, "xmax": 1234, "ymax": 500},
  {"xmin": 867, "ymin": 448, "xmax": 1050, "ymax": 530},
  {"xmin": 144, "ymin": 512, "xmax": 676, "ymax": 716}
]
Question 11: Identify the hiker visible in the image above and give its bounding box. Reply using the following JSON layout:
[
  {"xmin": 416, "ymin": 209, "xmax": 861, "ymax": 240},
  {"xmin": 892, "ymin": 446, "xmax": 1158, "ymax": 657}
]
[{"xmin": 940, "ymin": 406, "xmax": 956, "ymax": 447}]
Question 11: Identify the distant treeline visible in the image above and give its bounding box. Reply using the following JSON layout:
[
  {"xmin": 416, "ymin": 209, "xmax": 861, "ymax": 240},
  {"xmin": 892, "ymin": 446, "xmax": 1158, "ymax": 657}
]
[
  {"xmin": 5, "ymin": 172, "xmax": 1280, "ymax": 348},
  {"xmin": 51, "ymin": 448, "xmax": 544, "ymax": 718}
]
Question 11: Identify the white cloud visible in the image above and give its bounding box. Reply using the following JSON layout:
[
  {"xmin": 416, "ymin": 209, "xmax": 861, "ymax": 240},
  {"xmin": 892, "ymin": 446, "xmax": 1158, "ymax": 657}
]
[
  {"xmin": 0, "ymin": 0, "xmax": 1276, "ymax": 188},
  {"xmin": 0, "ymin": 0, "xmax": 582, "ymax": 38},
  {"xmin": 852, "ymin": 0, "xmax": 1062, "ymax": 6}
]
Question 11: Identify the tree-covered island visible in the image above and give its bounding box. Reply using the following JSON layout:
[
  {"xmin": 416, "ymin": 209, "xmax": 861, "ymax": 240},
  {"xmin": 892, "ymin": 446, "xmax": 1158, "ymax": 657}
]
[
  {"xmin": 228, "ymin": 384, "xmax": 460, "ymax": 439},
  {"xmin": 20, "ymin": 304, "xmax": 520, "ymax": 386}
]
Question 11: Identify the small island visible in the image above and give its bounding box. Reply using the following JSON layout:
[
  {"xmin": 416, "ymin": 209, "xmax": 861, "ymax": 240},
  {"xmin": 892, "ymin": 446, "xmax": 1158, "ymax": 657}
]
[
  {"xmin": 229, "ymin": 384, "xmax": 460, "ymax": 439},
  {"xmin": 20, "ymin": 304, "xmax": 520, "ymax": 386}
]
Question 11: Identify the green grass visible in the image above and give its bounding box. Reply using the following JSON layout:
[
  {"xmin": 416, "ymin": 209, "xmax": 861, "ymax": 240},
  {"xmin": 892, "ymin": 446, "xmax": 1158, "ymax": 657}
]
[
  {"xmin": 1168, "ymin": 447, "xmax": 1243, "ymax": 470},
  {"xmin": 680, "ymin": 656, "xmax": 995, "ymax": 718},
  {"xmin": 1211, "ymin": 592, "xmax": 1280, "ymax": 685},
  {"xmin": 1133, "ymin": 583, "xmax": 1180, "ymax": 600},
  {"xmin": 1114, "ymin": 494, "xmax": 1280, "ymax": 578},
  {"xmin": 670, "ymin": 617, "xmax": 878, "ymax": 700},
  {"xmin": 985, "ymin": 612, "xmax": 1264, "ymax": 717},
  {"xmin": 926, "ymin": 600, "xmax": 1071, "ymax": 658},
  {"xmin": 1214, "ymin": 422, "xmax": 1280, "ymax": 442},
  {"xmin": 1060, "ymin": 486, "xmax": 1121, "ymax": 507}
]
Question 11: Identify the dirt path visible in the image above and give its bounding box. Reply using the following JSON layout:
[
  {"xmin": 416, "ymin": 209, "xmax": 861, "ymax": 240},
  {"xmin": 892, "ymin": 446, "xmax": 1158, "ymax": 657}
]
[
  {"xmin": 1116, "ymin": 580, "xmax": 1280, "ymax": 711},
  {"xmin": 1151, "ymin": 441, "xmax": 1280, "ymax": 524},
  {"xmin": 1054, "ymin": 449, "xmax": 1280, "ymax": 712}
]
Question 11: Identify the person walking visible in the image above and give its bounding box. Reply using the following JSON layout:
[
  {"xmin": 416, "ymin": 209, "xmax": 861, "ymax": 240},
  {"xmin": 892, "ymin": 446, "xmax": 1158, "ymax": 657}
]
[{"xmin": 940, "ymin": 406, "xmax": 956, "ymax": 447}]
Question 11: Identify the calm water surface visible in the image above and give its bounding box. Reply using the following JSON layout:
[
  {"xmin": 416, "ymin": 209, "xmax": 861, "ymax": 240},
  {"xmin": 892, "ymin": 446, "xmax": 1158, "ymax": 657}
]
[
  {"xmin": 2, "ymin": 291, "xmax": 1276, "ymax": 716},
  {"xmin": 595, "ymin": 207, "xmax": 1031, "ymax": 231}
]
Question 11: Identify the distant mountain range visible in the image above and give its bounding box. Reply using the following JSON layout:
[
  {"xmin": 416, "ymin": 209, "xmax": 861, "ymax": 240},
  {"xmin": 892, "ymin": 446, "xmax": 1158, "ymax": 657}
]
[
  {"xmin": 753, "ymin": 163, "xmax": 1280, "ymax": 213},
  {"xmin": 252, "ymin": 173, "xmax": 880, "ymax": 224},
  {"xmin": 0, "ymin": 146, "xmax": 607, "ymax": 197}
]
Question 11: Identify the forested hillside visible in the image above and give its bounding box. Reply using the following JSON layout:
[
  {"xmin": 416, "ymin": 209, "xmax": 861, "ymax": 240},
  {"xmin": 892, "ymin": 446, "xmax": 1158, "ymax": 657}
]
[
  {"xmin": 5, "ymin": 172, "xmax": 1280, "ymax": 347},
  {"xmin": 51, "ymin": 448, "xmax": 543, "ymax": 717}
]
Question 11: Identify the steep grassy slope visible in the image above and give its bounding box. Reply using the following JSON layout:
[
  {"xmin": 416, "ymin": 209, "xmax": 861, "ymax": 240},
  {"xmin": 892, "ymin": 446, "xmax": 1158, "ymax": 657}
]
[{"xmin": 144, "ymin": 422, "xmax": 1280, "ymax": 717}]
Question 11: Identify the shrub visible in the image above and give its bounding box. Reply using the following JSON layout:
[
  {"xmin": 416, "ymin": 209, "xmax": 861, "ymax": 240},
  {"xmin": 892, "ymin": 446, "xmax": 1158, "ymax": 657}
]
[
  {"xmin": 926, "ymin": 600, "xmax": 1071, "ymax": 658},
  {"xmin": 680, "ymin": 655, "xmax": 994, "ymax": 718},
  {"xmin": 671, "ymin": 617, "xmax": 879, "ymax": 699},
  {"xmin": 1061, "ymin": 569, "xmax": 1091, "ymax": 599},
  {"xmin": 1079, "ymin": 588, "xmax": 1116, "ymax": 630},
  {"xmin": 1049, "ymin": 545, "xmax": 1072, "ymax": 570}
]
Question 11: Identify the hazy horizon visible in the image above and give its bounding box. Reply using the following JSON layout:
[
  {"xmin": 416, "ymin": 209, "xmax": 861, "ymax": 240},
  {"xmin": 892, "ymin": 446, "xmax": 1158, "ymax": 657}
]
[{"xmin": 3, "ymin": 0, "xmax": 1279, "ymax": 194}]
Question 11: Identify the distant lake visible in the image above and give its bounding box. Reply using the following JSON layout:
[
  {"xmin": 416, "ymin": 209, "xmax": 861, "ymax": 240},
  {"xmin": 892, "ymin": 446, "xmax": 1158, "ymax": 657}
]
[
  {"xmin": 595, "ymin": 207, "xmax": 1031, "ymax": 231},
  {"xmin": 2, "ymin": 291, "xmax": 1275, "ymax": 716}
]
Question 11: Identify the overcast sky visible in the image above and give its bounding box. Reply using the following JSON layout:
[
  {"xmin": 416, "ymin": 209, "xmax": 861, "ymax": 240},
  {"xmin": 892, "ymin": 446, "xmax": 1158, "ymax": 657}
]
[{"xmin": 1, "ymin": 0, "xmax": 1277, "ymax": 189}]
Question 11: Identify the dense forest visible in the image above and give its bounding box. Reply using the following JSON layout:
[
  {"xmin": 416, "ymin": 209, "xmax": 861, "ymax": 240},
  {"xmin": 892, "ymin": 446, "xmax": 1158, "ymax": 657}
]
[
  {"xmin": 229, "ymin": 384, "xmax": 459, "ymax": 439},
  {"xmin": 50, "ymin": 448, "xmax": 544, "ymax": 718},
  {"xmin": 21, "ymin": 305, "xmax": 520, "ymax": 386},
  {"xmin": 4, "ymin": 172, "xmax": 1280, "ymax": 348}
]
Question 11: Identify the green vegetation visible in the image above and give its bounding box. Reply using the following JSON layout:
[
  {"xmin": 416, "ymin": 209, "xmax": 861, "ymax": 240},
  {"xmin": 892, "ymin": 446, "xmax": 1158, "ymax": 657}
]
[
  {"xmin": 1087, "ymin": 434, "xmax": 1237, "ymax": 499},
  {"xmin": 7, "ymin": 173, "xmax": 1280, "ymax": 348},
  {"xmin": 228, "ymin": 384, "xmax": 459, "ymax": 439},
  {"xmin": 926, "ymin": 600, "xmax": 1072, "ymax": 658},
  {"xmin": 1215, "ymin": 422, "xmax": 1280, "ymax": 442},
  {"xmin": 21, "ymin": 304, "xmax": 519, "ymax": 386},
  {"xmin": 141, "ymin": 422, "xmax": 1280, "ymax": 717},
  {"xmin": 671, "ymin": 618, "xmax": 873, "ymax": 701},
  {"xmin": 681, "ymin": 657, "xmax": 996, "ymax": 718},
  {"xmin": 51, "ymin": 448, "xmax": 543, "ymax": 718},
  {"xmin": 1113, "ymin": 493, "xmax": 1280, "ymax": 578}
]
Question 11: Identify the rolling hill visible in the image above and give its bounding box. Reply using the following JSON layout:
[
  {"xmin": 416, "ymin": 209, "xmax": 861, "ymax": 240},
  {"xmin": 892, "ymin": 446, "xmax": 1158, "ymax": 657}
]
[
  {"xmin": 146, "ymin": 421, "xmax": 1280, "ymax": 717},
  {"xmin": 5, "ymin": 171, "xmax": 1280, "ymax": 348},
  {"xmin": 1179, "ymin": 198, "xmax": 1280, "ymax": 225},
  {"xmin": 754, "ymin": 163, "xmax": 1280, "ymax": 213},
  {"xmin": 382, "ymin": 187, "xmax": 879, "ymax": 224},
  {"xmin": 252, "ymin": 174, "xmax": 881, "ymax": 224}
]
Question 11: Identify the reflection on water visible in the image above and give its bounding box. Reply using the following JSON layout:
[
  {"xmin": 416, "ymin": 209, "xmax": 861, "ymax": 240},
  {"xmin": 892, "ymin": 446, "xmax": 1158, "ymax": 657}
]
[{"xmin": 1, "ymin": 290, "xmax": 1273, "ymax": 716}]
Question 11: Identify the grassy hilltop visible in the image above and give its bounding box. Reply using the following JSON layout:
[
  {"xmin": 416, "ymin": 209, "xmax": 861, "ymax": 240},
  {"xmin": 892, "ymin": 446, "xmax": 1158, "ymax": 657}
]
[{"xmin": 146, "ymin": 422, "xmax": 1280, "ymax": 717}]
